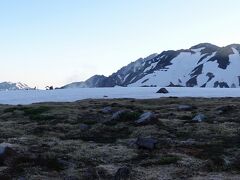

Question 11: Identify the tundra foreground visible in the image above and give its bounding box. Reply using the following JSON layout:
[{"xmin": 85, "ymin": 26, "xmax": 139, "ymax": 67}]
[{"xmin": 0, "ymin": 98, "xmax": 240, "ymax": 179}]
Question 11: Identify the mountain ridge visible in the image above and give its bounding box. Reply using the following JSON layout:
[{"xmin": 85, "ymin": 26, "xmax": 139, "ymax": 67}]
[
  {"xmin": 0, "ymin": 82, "xmax": 32, "ymax": 91},
  {"xmin": 62, "ymin": 43, "xmax": 240, "ymax": 89}
]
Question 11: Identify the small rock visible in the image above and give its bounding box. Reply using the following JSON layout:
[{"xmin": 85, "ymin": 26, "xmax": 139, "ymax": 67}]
[
  {"xmin": 215, "ymin": 105, "xmax": 235, "ymax": 114},
  {"xmin": 111, "ymin": 110, "xmax": 127, "ymax": 120},
  {"xmin": 104, "ymin": 110, "xmax": 127, "ymax": 125},
  {"xmin": 64, "ymin": 176, "xmax": 79, "ymax": 180},
  {"xmin": 136, "ymin": 137, "xmax": 158, "ymax": 150},
  {"xmin": 192, "ymin": 113, "xmax": 206, "ymax": 122},
  {"xmin": 177, "ymin": 105, "xmax": 196, "ymax": 111},
  {"xmin": 135, "ymin": 112, "xmax": 157, "ymax": 125},
  {"xmin": 0, "ymin": 143, "xmax": 13, "ymax": 156},
  {"xmin": 79, "ymin": 123, "xmax": 90, "ymax": 131},
  {"xmin": 156, "ymin": 88, "xmax": 169, "ymax": 94},
  {"xmin": 96, "ymin": 164, "xmax": 118, "ymax": 179},
  {"xmin": 82, "ymin": 167, "xmax": 99, "ymax": 180},
  {"xmin": 101, "ymin": 106, "xmax": 112, "ymax": 113},
  {"xmin": 0, "ymin": 143, "xmax": 17, "ymax": 165},
  {"xmin": 17, "ymin": 177, "xmax": 27, "ymax": 180},
  {"xmin": 114, "ymin": 166, "xmax": 130, "ymax": 180}
]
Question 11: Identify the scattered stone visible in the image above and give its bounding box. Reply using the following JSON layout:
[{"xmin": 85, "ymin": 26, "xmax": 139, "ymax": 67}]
[
  {"xmin": 135, "ymin": 112, "xmax": 157, "ymax": 125},
  {"xmin": 79, "ymin": 123, "xmax": 90, "ymax": 131},
  {"xmin": 0, "ymin": 143, "xmax": 14, "ymax": 157},
  {"xmin": 0, "ymin": 143, "xmax": 17, "ymax": 166},
  {"xmin": 81, "ymin": 167, "xmax": 99, "ymax": 180},
  {"xmin": 112, "ymin": 110, "xmax": 127, "ymax": 120},
  {"xmin": 104, "ymin": 110, "xmax": 127, "ymax": 125},
  {"xmin": 101, "ymin": 106, "xmax": 112, "ymax": 113},
  {"xmin": 169, "ymin": 96, "xmax": 178, "ymax": 99},
  {"xmin": 156, "ymin": 88, "xmax": 169, "ymax": 94},
  {"xmin": 17, "ymin": 177, "xmax": 27, "ymax": 180},
  {"xmin": 114, "ymin": 166, "xmax": 130, "ymax": 180},
  {"xmin": 177, "ymin": 105, "xmax": 196, "ymax": 111},
  {"xmin": 192, "ymin": 113, "xmax": 206, "ymax": 122},
  {"xmin": 215, "ymin": 105, "xmax": 236, "ymax": 114},
  {"xmin": 96, "ymin": 164, "xmax": 118, "ymax": 179},
  {"xmin": 136, "ymin": 137, "xmax": 158, "ymax": 150},
  {"xmin": 64, "ymin": 176, "xmax": 79, "ymax": 180}
]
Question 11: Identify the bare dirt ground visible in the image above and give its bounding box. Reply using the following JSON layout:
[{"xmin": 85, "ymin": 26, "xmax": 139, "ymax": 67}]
[{"xmin": 0, "ymin": 97, "xmax": 240, "ymax": 179}]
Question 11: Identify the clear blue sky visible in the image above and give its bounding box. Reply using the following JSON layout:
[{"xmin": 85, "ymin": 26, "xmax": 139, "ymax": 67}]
[{"xmin": 0, "ymin": 0, "xmax": 239, "ymax": 88}]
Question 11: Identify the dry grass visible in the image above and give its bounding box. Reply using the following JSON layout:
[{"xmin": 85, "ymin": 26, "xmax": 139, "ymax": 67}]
[{"xmin": 0, "ymin": 98, "xmax": 240, "ymax": 179}]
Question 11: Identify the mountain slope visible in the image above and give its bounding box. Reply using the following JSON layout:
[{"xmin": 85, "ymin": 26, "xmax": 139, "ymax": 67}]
[
  {"xmin": 0, "ymin": 82, "xmax": 32, "ymax": 91},
  {"xmin": 61, "ymin": 75, "xmax": 107, "ymax": 88},
  {"xmin": 62, "ymin": 43, "xmax": 240, "ymax": 88}
]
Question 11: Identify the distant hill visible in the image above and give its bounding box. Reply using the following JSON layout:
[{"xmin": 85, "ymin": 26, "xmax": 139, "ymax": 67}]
[{"xmin": 0, "ymin": 82, "xmax": 32, "ymax": 90}]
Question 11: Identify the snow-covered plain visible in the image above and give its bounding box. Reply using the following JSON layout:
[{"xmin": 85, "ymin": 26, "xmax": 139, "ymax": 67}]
[{"xmin": 1, "ymin": 87, "xmax": 240, "ymax": 105}]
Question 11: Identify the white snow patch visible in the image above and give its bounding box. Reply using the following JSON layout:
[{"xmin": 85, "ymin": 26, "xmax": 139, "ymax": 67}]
[
  {"xmin": 144, "ymin": 61, "xmax": 159, "ymax": 72},
  {"xmin": 129, "ymin": 51, "xmax": 203, "ymax": 87},
  {"xmin": 1, "ymin": 87, "xmax": 240, "ymax": 105},
  {"xmin": 123, "ymin": 73, "xmax": 130, "ymax": 82},
  {"xmin": 198, "ymin": 48, "xmax": 240, "ymax": 87}
]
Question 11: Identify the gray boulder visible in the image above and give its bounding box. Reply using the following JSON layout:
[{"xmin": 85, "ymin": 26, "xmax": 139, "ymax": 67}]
[
  {"xmin": 0, "ymin": 143, "xmax": 17, "ymax": 165},
  {"xmin": 81, "ymin": 167, "xmax": 99, "ymax": 180},
  {"xmin": 135, "ymin": 112, "xmax": 157, "ymax": 125},
  {"xmin": 156, "ymin": 88, "xmax": 169, "ymax": 94},
  {"xmin": 102, "ymin": 106, "xmax": 112, "ymax": 113},
  {"xmin": 114, "ymin": 166, "xmax": 130, "ymax": 180},
  {"xmin": 192, "ymin": 113, "xmax": 206, "ymax": 122},
  {"xmin": 104, "ymin": 110, "xmax": 127, "ymax": 125},
  {"xmin": 136, "ymin": 137, "xmax": 158, "ymax": 150},
  {"xmin": 112, "ymin": 110, "xmax": 127, "ymax": 120},
  {"xmin": 0, "ymin": 143, "xmax": 14, "ymax": 156}
]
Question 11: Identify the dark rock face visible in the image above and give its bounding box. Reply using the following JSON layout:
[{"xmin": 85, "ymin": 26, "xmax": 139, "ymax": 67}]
[
  {"xmin": 167, "ymin": 82, "xmax": 184, "ymax": 87},
  {"xmin": 191, "ymin": 43, "xmax": 220, "ymax": 55},
  {"xmin": 156, "ymin": 88, "xmax": 169, "ymax": 94},
  {"xmin": 136, "ymin": 137, "xmax": 158, "ymax": 150},
  {"xmin": 135, "ymin": 112, "xmax": 157, "ymax": 125},
  {"xmin": 214, "ymin": 81, "xmax": 229, "ymax": 88},
  {"xmin": 186, "ymin": 64, "xmax": 204, "ymax": 87},
  {"xmin": 61, "ymin": 75, "xmax": 107, "ymax": 88},
  {"xmin": 186, "ymin": 77, "xmax": 198, "ymax": 87},
  {"xmin": 0, "ymin": 82, "xmax": 32, "ymax": 91},
  {"xmin": 206, "ymin": 72, "xmax": 215, "ymax": 82},
  {"xmin": 154, "ymin": 50, "xmax": 181, "ymax": 71},
  {"xmin": 208, "ymin": 46, "xmax": 234, "ymax": 69}
]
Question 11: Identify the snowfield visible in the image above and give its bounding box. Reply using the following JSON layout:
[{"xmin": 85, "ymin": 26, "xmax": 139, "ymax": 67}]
[{"xmin": 1, "ymin": 87, "xmax": 240, "ymax": 105}]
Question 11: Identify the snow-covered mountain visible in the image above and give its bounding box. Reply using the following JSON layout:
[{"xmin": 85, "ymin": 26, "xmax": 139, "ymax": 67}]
[
  {"xmin": 0, "ymin": 82, "xmax": 32, "ymax": 91},
  {"xmin": 62, "ymin": 43, "xmax": 240, "ymax": 88}
]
